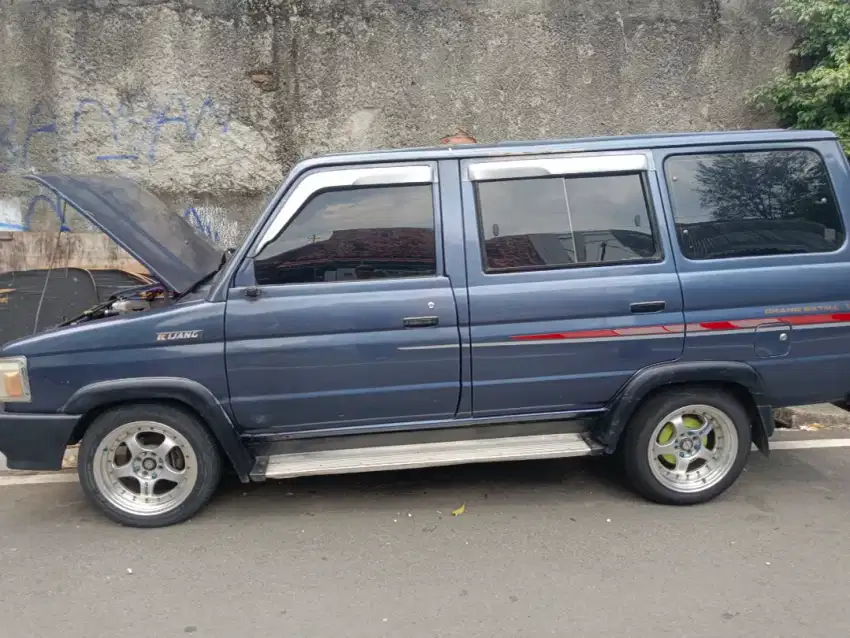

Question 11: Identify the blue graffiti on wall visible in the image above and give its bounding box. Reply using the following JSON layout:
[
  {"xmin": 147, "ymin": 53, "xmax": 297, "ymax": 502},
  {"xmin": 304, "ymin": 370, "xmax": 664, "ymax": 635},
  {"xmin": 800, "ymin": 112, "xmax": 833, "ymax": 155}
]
[
  {"xmin": 183, "ymin": 206, "xmax": 221, "ymax": 243},
  {"xmin": 0, "ymin": 100, "xmax": 59, "ymax": 173},
  {"xmin": 0, "ymin": 96, "xmax": 230, "ymax": 173},
  {"xmin": 0, "ymin": 192, "xmax": 69, "ymax": 232},
  {"xmin": 1, "ymin": 196, "xmax": 229, "ymax": 238}
]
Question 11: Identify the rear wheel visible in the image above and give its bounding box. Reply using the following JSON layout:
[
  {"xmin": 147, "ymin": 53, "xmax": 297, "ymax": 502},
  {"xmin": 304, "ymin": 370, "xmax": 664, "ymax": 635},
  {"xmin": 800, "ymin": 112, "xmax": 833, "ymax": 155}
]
[
  {"xmin": 621, "ymin": 389, "xmax": 751, "ymax": 505},
  {"xmin": 78, "ymin": 404, "xmax": 222, "ymax": 527}
]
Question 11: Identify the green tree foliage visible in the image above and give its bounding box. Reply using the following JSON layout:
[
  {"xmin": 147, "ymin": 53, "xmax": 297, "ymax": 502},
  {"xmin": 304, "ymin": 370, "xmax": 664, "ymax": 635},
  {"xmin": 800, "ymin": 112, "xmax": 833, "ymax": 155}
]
[{"xmin": 750, "ymin": 0, "xmax": 850, "ymax": 152}]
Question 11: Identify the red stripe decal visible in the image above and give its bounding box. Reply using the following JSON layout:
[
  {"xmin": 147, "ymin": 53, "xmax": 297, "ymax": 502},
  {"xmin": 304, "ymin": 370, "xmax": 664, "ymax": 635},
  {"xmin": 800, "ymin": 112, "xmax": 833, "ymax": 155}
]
[
  {"xmin": 614, "ymin": 326, "xmax": 669, "ymax": 336},
  {"xmin": 699, "ymin": 321, "xmax": 737, "ymax": 331},
  {"xmin": 663, "ymin": 324, "xmax": 686, "ymax": 333},
  {"xmin": 783, "ymin": 312, "xmax": 850, "ymax": 326},
  {"xmin": 730, "ymin": 318, "xmax": 780, "ymax": 328},
  {"xmin": 509, "ymin": 311, "xmax": 850, "ymax": 342},
  {"xmin": 510, "ymin": 329, "xmax": 620, "ymax": 341},
  {"xmin": 783, "ymin": 313, "xmax": 833, "ymax": 325}
]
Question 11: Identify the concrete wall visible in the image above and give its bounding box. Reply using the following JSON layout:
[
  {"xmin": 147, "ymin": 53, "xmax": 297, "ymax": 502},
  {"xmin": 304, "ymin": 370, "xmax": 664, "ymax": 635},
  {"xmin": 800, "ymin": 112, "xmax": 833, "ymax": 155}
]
[
  {"xmin": 0, "ymin": 232, "xmax": 142, "ymax": 273},
  {"xmin": 0, "ymin": 0, "xmax": 791, "ymax": 251}
]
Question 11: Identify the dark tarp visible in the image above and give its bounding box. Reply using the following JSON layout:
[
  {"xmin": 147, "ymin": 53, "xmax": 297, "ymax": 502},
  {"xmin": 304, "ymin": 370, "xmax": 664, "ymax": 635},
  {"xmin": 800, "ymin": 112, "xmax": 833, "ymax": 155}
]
[{"xmin": 0, "ymin": 268, "xmax": 150, "ymax": 346}]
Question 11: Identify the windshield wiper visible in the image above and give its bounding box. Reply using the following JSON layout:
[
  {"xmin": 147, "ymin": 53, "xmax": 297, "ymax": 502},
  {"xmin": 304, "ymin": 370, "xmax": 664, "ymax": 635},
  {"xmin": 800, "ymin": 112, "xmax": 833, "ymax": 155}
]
[
  {"xmin": 176, "ymin": 269, "xmax": 219, "ymax": 301},
  {"xmin": 175, "ymin": 248, "xmax": 234, "ymax": 301}
]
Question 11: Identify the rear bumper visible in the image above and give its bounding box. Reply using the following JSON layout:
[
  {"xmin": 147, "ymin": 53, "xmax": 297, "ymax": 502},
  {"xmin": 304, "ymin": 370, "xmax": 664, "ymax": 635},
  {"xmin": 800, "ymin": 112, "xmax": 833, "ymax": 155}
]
[{"xmin": 0, "ymin": 411, "xmax": 79, "ymax": 471}]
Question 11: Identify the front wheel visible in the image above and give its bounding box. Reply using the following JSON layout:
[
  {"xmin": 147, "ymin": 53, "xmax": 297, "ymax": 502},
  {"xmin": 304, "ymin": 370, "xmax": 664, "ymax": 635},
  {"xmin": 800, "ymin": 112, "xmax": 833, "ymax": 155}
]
[
  {"xmin": 78, "ymin": 404, "xmax": 222, "ymax": 527},
  {"xmin": 621, "ymin": 389, "xmax": 751, "ymax": 505}
]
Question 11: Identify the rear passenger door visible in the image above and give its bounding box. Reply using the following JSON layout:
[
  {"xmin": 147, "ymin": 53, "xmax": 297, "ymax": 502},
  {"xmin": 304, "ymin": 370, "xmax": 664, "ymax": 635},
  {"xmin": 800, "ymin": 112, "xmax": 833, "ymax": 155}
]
[
  {"xmin": 658, "ymin": 141, "xmax": 850, "ymax": 406},
  {"xmin": 460, "ymin": 152, "xmax": 686, "ymax": 417},
  {"xmin": 225, "ymin": 163, "xmax": 462, "ymax": 433}
]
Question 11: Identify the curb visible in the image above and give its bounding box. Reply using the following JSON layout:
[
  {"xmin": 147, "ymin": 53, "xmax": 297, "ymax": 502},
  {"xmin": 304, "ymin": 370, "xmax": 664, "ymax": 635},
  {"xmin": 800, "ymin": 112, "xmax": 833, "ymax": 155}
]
[
  {"xmin": 62, "ymin": 445, "xmax": 79, "ymax": 469},
  {"xmin": 773, "ymin": 404, "xmax": 850, "ymax": 430}
]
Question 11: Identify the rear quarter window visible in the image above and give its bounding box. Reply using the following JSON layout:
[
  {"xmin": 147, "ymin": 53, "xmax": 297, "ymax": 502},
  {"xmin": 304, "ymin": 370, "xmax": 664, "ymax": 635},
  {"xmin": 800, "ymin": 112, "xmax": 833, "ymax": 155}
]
[{"xmin": 664, "ymin": 149, "xmax": 845, "ymax": 260}]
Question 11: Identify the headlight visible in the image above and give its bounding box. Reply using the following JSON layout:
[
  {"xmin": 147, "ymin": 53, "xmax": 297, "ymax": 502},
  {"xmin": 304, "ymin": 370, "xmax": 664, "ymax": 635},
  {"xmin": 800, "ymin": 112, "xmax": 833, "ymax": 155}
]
[{"xmin": 0, "ymin": 357, "xmax": 31, "ymax": 402}]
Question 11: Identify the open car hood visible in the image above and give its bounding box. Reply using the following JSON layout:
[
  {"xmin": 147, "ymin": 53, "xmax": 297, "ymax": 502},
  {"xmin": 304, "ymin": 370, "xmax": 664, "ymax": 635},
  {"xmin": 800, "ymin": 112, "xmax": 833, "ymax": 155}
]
[{"xmin": 25, "ymin": 174, "xmax": 222, "ymax": 293}]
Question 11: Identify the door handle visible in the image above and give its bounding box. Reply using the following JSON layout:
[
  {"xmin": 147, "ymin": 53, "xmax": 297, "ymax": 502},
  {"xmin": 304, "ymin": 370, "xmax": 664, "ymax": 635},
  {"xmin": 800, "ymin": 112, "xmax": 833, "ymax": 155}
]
[
  {"xmin": 630, "ymin": 301, "xmax": 666, "ymax": 314},
  {"xmin": 403, "ymin": 316, "xmax": 439, "ymax": 328}
]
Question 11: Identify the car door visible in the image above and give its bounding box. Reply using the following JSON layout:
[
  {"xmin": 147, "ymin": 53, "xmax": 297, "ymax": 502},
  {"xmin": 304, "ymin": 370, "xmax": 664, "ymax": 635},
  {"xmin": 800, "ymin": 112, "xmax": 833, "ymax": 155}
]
[
  {"xmin": 225, "ymin": 163, "xmax": 462, "ymax": 433},
  {"xmin": 459, "ymin": 151, "xmax": 686, "ymax": 417},
  {"xmin": 657, "ymin": 141, "xmax": 850, "ymax": 406}
]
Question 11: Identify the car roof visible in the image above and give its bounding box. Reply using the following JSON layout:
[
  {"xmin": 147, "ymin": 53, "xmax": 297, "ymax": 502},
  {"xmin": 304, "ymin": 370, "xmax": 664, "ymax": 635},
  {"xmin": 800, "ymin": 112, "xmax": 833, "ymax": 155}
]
[{"xmin": 296, "ymin": 129, "xmax": 838, "ymax": 171}]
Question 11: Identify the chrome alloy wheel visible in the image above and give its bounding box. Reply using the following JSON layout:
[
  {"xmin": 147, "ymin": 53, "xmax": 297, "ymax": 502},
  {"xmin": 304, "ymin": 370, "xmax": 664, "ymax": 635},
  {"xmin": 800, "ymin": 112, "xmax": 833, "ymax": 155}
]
[
  {"xmin": 93, "ymin": 420, "xmax": 199, "ymax": 516},
  {"xmin": 647, "ymin": 404, "xmax": 739, "ymax": 494}
]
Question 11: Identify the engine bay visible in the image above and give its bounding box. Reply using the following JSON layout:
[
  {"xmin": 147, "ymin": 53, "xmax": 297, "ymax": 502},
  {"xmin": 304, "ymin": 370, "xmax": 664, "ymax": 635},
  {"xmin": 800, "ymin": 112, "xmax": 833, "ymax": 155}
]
[{"xmin": 61, "ymin": 282, "xmax": 172, "ymax": 326}]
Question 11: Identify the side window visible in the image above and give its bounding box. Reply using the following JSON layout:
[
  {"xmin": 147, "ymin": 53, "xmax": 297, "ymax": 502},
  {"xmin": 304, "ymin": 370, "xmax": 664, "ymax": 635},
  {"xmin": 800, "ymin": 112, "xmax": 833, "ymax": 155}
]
[
  {"xmin": 665, "ymin": 149, "xmax": 845, "ymax": 260},
  {"xmin": 254, "ymin": 184, "xmax": 437, "ymax": 285},
  {"xmin": 475, "ymin": 173, "xmax": 660, "ymax": 272}
]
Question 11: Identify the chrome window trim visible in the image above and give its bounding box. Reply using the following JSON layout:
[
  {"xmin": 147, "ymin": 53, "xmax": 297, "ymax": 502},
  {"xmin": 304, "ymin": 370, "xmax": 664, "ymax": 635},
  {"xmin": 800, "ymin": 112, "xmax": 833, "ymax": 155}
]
[
  {"xmin": 254, "ymin": 165, "xmax": 434, "ymax": 255},
  {"xmin": 466, "ymin": 152, "xmax": 650, "ymax": 182}
]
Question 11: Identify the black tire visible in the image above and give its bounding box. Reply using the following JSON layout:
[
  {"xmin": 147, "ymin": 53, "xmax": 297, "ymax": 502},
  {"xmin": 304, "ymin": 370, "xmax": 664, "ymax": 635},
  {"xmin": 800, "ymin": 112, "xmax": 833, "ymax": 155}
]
[
  {"xmin": 620, "ymin": 387, "xmax": 751, "ymax": 505},
  {"xmin": 78, "ymin": 403, "xmax": 222, "ymax": 527}
]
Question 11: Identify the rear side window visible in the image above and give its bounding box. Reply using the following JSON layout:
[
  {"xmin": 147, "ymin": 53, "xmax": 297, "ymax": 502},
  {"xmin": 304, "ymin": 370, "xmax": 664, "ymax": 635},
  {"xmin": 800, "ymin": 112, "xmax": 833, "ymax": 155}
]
[
  {"xmin": 254, "ymin": 184, "xmax": 437, "ymax": 285},
  {"xmin": 665, "ymin": 149, "xmax": 845, "ymax": 260},
  {"xmin": 475, "ymin": 174, "xmax": 660, "ymax": 272}
]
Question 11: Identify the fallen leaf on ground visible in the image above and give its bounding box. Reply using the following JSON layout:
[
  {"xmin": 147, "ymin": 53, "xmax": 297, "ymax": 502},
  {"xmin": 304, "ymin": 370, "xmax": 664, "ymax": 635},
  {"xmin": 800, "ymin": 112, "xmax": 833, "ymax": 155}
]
[
  {"xmin": 452, "ymin": 504, "xmax": 466, "ymax": 516},
  {"xmin": 800, "ymin": 423, "xmax": 823, "ymax": 431}
]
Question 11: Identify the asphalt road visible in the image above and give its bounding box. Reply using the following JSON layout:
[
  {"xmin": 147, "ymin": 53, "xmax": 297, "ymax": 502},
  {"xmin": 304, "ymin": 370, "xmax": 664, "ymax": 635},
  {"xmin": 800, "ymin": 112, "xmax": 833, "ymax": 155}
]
[{"xmin": 2, "ymin": 435, "xmax": 850, "ymax": 637}]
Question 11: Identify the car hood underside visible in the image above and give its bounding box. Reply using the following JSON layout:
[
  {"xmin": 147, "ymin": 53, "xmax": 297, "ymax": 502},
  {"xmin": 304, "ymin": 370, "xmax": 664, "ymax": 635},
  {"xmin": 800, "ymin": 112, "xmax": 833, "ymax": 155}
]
[{"xmin": 25, "ymin": 174, "xmax": 222, "ymax": 293}]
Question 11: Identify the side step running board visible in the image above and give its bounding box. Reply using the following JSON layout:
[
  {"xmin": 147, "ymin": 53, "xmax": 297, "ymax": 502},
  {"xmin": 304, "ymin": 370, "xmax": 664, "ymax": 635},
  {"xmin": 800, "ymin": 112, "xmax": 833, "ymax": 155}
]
[{"xmin": 261, "ymin": 433, "xmax": 603, "ymax": 480}]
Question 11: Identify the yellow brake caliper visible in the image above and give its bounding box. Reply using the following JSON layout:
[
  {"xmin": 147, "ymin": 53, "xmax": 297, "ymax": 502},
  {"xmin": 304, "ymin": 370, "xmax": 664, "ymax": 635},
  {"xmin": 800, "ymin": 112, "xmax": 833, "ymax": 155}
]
[{"xmin": 657, "ymin": 415, "xmax": 707, "ymax": 466}]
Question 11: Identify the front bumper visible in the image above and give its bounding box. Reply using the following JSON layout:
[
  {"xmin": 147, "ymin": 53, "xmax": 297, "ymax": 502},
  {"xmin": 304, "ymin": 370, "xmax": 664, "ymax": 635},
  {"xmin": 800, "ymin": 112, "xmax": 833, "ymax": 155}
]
[{"xmin": 0, "ymin": 410, "xmax": 79, "ymax": 471}]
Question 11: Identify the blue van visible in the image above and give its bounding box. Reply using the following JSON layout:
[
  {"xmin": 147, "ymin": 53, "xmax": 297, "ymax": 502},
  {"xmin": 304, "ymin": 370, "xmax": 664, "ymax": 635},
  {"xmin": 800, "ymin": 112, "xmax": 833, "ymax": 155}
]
[{"xmin": 1, "ymin": 129, "xmax": 849, "ymax": 527}]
